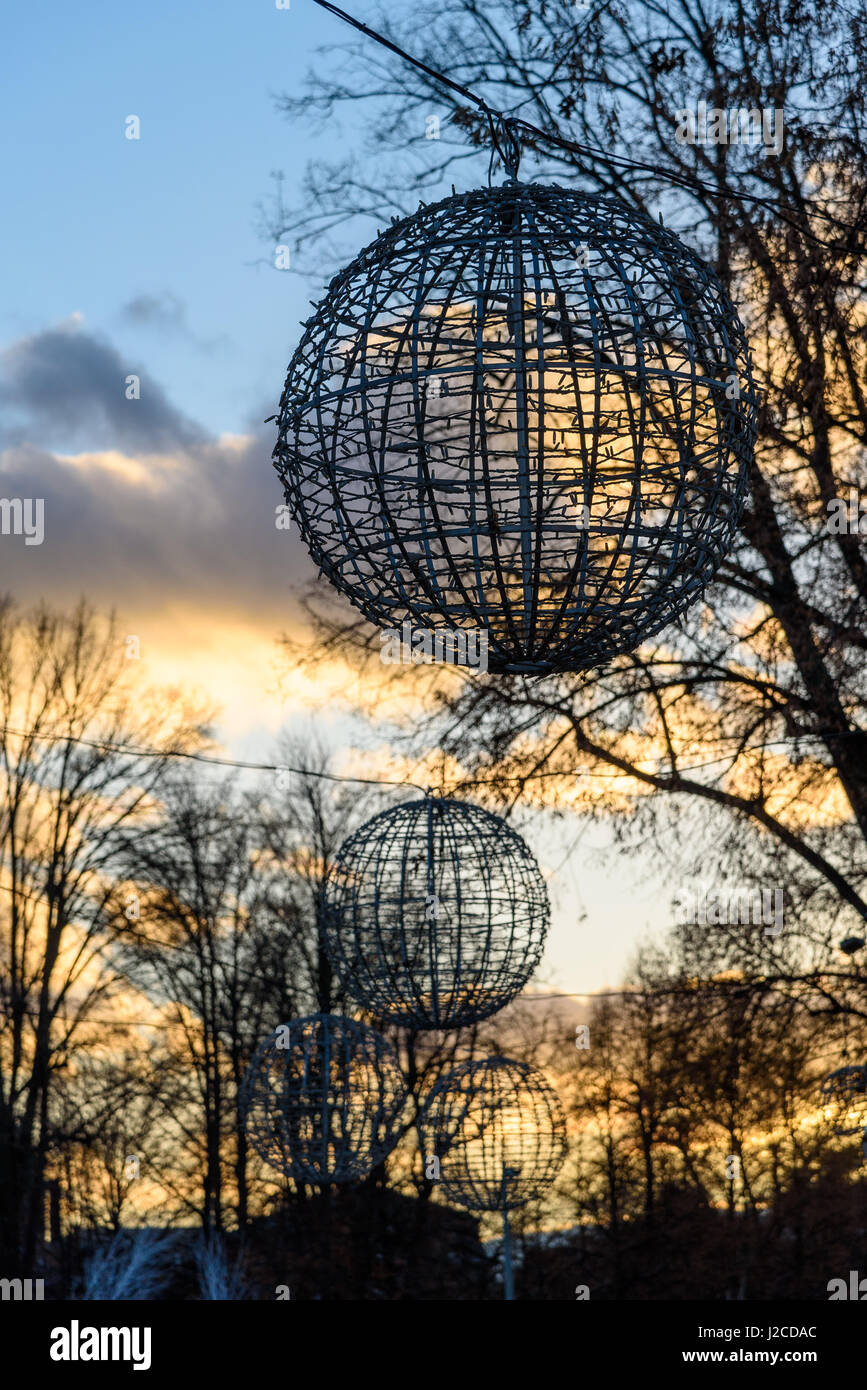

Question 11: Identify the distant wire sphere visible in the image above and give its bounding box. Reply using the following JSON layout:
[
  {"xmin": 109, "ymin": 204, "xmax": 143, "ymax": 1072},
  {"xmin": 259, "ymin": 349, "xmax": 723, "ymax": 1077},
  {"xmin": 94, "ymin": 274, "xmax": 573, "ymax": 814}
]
[
  {"xmin": 419, "ymin": 1056, "xmax": 567, "ymax": 1211},
  {"xmin": 819, "ymin": 1065, "xmax": 867, "ymax": 1136},
  {"xmin": 273, "ymin": 181, "xmax": 757, "ymax": 674},
  {"xmin": 321, "ymin": 796, "xmax": 549, "ymax": 1030},
  {"xmin": 242, "ymin": 1014, "xmax": 407, "ymax": 1183}
]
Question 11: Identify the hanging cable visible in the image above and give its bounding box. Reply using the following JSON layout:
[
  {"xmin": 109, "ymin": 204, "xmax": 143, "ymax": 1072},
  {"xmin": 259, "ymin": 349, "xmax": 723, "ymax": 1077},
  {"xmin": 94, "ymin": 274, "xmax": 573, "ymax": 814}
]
[
  {"xmin": 0, "ymin": 725, "xmax": 429, "ymax": 794},
  {"xmin": 309, "ymin": 0, "xmax": 862, "ymax": 252},
  {"xmin": 0, "ymin": 723, "xmax": 858, "ymax": 797},
  {"xmin": 310, "ymin": 0, "xmax": 497, "ymax": 117}
]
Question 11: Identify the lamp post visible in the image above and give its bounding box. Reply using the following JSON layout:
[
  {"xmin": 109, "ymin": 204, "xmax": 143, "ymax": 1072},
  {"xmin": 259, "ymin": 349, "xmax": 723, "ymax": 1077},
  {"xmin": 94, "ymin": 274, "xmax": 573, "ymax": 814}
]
[
  {"xmin": 419, "ymin": 1057, "xmax": 567, "ymax": 1302},
  {"xmin": 500, "ymin": 1165, "xmax": 520, "ymax": 1302}
]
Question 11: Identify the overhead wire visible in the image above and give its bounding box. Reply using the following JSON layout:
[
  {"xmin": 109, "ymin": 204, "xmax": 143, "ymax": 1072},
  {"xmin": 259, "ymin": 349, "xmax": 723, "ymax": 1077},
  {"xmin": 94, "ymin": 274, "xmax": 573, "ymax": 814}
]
[
  {"xmin": 0, "ymin": 722, "xmax": 861, "ymax": 798},
  {"xmin": 309, "ymin": 0, "xmax": 863, "ymax": 252}
]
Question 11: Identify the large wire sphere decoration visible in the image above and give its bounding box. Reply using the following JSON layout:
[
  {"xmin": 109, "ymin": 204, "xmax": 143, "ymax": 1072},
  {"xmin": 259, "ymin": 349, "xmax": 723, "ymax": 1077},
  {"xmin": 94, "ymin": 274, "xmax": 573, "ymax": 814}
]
[
  {"xmin": 321, "ymin": 796, "xmax": 550, "ymax": 1030},
  {"xmin": 819, "ymin": 1065, "xmax": 867, "ymax": 1137},
  {"xmin": 273, "ymin": 181, "xmax": 758, "ymax": 674},
  {"xmin": 419, "ymin": 1057, "xmax": 567, "ymax": 1211},
  {"xmin": 242, "ymin": 1014, "xmax": 407, "ymax": 1184}
]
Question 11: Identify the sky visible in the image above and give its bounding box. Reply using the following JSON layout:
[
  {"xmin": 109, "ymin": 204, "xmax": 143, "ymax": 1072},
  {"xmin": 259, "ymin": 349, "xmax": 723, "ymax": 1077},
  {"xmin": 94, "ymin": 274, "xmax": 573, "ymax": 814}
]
[{"xmin": 1, "ymin": 0, "xmax": 676, "ymax": 999}]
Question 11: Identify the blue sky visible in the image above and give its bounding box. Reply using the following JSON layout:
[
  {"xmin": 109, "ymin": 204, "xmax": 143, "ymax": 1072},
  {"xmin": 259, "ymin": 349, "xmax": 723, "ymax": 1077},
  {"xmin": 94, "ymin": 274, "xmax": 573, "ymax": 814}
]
[
  {"xmin": 2, "ymin": 0, "xmax": 331, "ymax": 431},
  {"xmin": 1, "ymin": 0, "xmax": 676, "ymax": 999}
]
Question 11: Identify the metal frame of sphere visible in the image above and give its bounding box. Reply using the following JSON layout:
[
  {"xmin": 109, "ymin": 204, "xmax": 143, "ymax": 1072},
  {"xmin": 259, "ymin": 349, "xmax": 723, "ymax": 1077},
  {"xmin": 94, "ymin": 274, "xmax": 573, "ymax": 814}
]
[
  {"xmin": 242, "ymin": 1013, "xmax": 407, "ymax": 1184},
  {"xmin": 321, "ymin": 795, "xmax": 550, "ymax": 1030},
  {"xmin": 419, "ymin": 1056, "xmax": 567, "ymax": 1211},
  {"xmin": 819, "ymin": 1064, "xmax": 867, "ymax": 1136},
  {"xmin": 273, "ymin": 179, "xmax": 757, "ymax": 674}
]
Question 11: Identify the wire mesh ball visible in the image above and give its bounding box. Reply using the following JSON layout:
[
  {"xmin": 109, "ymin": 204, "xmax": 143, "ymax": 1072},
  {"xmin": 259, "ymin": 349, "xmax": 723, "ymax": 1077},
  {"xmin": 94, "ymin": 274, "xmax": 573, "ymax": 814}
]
[
  {"xmin": 419, "ymin": 1057, "xmax": 567, "ymax": 1211},
  {"xmin": 242, "ymin": 1013, "xmax": 407, "ymax": 1183},
  {"xmin": 273, "ymin": 181, "xmax": 757, "ymax": 674},
  {"xmin": 321, "ymin": 796, "xmax": 549, "ymax": 1030},
  {"xmin": 819, "ymin": 1065, "xmax": 867, "ymax": 1136}
]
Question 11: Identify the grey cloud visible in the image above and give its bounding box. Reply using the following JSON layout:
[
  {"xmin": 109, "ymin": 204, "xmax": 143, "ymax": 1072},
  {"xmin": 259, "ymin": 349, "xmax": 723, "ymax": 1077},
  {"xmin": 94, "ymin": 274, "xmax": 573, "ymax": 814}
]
[
  {"xmin": 0, "ymin": 322, "xmax": 207, "ymax": 454},
  {"xmin": 118, "ymin": 293, "xmax": 229, "ymax": 355},
  {"xmin": 120, "ymin": 292, "xmax": 188, "ymax": 333},
  {"xmin": 0, "ymin": 425, "xmax": 315, "ymax": 626},
  {"xmin": 0, "ymin": 324, "xmax": 323, "ymax": 630}
]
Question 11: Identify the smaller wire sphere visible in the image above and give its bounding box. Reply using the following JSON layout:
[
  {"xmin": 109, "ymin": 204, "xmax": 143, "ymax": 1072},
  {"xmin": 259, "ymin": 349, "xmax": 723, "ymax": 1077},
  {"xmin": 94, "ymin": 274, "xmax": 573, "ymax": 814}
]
[
  {"xmin": 322, "ymin": 796, "xmax": 549, "ymax": 1030},
  {"xmin": 419, "ymin": 1057, "xmax": 567, "ymax": 1211},
  {"xmin": 242, "ymin": 1014, "xmax": 407, "ymax": 1184},
  {"xmin": 819, "ymin": 1065, "xmax": 867, "ymax": 1136}
]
